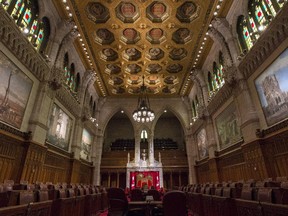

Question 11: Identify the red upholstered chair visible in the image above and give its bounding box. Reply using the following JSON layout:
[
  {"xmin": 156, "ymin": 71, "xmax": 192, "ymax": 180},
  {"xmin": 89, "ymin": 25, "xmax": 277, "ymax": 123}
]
[
  {"xmin": 147, "ymin": 189, "xmax": 162, "ymax": 201},
  {"xmin": 130, "ymin": 188, "xmax": 144, "ymax": 201},
  {"xmin": 163, "ymin": 190, "xmax": 187, "ymax": 216},
  {"xmin": 107, "ymin": 187, "xmax": 128, "ymax": 216}
]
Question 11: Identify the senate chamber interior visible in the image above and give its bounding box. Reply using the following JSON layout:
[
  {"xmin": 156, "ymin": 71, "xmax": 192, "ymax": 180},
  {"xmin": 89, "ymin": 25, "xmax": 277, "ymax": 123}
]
[{"xmin": 0, "ymin": 0, "xmax": 288, "ymax": 215}]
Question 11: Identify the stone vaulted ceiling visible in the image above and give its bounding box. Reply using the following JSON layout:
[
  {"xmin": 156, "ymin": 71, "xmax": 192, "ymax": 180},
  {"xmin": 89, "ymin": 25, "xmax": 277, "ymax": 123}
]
[{"xmin": 64, "ymin": 0, "xmax": 227, "ymax": 97}]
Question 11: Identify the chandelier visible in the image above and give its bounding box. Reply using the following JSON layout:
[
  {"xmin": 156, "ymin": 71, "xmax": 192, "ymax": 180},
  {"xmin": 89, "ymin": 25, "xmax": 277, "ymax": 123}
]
[{"xmin": 133, "ymin": 77, "xmax": 155, "ymax": 123}]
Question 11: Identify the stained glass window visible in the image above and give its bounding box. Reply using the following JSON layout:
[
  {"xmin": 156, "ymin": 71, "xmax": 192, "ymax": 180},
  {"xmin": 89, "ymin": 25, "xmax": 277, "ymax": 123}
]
[
  {"xmin": 243, "ymin": 24, "xmax": 253, "ymax": 50},
  {"xmin": 36, "ymin": 25, "xmax": 45, "ymax": 50},
  {"xmin": 11, "ymin": 0, "xmax": 23, "ymax": 21},
  {"xmin": 218, "ymin": 52, "xmax": 225, "ymax": 86},
  {"xmin": 265, "ymin": 0, "xmax": 277, "ymax": 16},
  {"xmin": 5, "ymin": 0, "xmax": 48, "ymax": 52},
  {"xmin": 21, "ymin": 8, "xmax": 32, "ymax": 29},
  {"xmin": 237, "ymin": 0, "xmax": 287, "ymax": 52},
  {"xmin": 192, "ymin": 101, "xmax": 197, "ymax": 117}
]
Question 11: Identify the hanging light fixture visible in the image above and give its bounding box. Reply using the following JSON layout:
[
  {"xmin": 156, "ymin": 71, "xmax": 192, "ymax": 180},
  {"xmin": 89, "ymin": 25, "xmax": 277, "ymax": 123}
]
[{"xmin": 133, "ymin": 76, "xmax": 155, "ymax": 123}]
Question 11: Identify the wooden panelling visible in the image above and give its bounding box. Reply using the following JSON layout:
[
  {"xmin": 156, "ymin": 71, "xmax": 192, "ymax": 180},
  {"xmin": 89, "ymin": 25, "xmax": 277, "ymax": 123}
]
[
  {"xmin": 41, "ymin": 151, "xmax": 71, "ymax": 183},
  {"xmin": 20, "ymin": 142, "xmax": 47, "ymax": 183},
  {"xmin": 0, "ymin": 125, "xmax": 94, "ymax": 185},
  {"xmin": 0, "ymin": 132, "xmax": 25, "ymax": 183},
  {"xmin": 195, "ymin": 130, "xmax": 288, "ymax": 183}
]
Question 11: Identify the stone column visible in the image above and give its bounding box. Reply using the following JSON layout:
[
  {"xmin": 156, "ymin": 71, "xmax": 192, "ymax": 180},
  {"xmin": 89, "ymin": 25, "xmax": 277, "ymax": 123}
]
[
  {"xmin": 28, "ymin": 80, "xmax": 57, "ymax": 144},
  {"xmin": 70, "ymin": 117, "xmax": 83, "ymax": 159},
  {"xmin": 134, "ymin": 132, "xmax": 141, "ymax": 165},
  {"xmin": 92, "ymin": 134, "xmax": 103, "ymax": 185},
  {"xmin": 148, "ymin": 131, "xmax": 155, "ymax": 165},
  {"xmin": 185, "ymin": 134, "xmax": 197, "ymax": 184},
  {"xmin": 205, "ymin": 117, "xmax": 218, "ymax": 158},
  {"xmin": 233, "ymin": 79, "xmax": 260, "ymax": 143}
]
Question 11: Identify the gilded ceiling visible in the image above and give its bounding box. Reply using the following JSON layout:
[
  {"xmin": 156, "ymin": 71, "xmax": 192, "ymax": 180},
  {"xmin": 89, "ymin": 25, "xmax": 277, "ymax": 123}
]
[{"xmin": 65, "ymin": 0, "xmax": 226, "ymax": 97}]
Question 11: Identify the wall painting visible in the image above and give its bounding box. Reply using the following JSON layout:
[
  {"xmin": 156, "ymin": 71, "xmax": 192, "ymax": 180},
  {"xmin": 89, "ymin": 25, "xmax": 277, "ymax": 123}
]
[
  {"xmin": 0, "ymin": 51, "xmax": 33, "ymax": 128},
  {"xmin": 255, "ymin": 48, "xmax": 288, "ymax": 126}
]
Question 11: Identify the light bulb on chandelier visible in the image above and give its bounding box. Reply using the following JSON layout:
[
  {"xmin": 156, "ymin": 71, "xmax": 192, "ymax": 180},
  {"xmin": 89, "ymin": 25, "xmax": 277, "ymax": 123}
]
[{"xmin": 133, "ymin": 76, "xmax": 155, "ymax": 123}]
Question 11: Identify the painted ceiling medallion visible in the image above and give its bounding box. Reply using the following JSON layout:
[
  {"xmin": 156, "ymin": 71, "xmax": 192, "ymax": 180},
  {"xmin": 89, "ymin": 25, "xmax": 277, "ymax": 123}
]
[
  {"xmin": 112, "ymin": 86, "xmax": 125, "ymax": 94},
  {"xmin": 85, "ymin": 2, "xmax": 110, "ymax": 23},
  {"xmin": 146, "ymin": 48, "xmax": 164, "ymax": 60},
  {"xmin": 125, "ymin": 64, "xmax": 142, "ymax": 74},
  {"xmin": 166, "ymin": 63, "xmax": 183, "ymax": 73},
  {"xmin": 128, "ymin": 86, "xmax": 141, "ymax": 94},
  {"xmin": 145, "ymin": 64, "xmax": 162, "ymax": 74},
  {"xmin": 123, "ymin": 48, "xmax": 141, "ymax": 61},
  {"xmin": 100, "ymin": 48, "xmax": 118, "ymax": 61},
  {"xmin": 169, "ymin": 48, "xmax": 187, "ymax": 60},
  {"xmin": 121, "ymin": 28, "xmax": 140, "ymax": 44},
  {"xmin": 146, "ymin": 1, "xmax": 169, "ymax": 23},
  {"xmin": 146, "ymin": 75, "xmax": 160, "ymax": 85},
  {"xmin": 146, "ymin": 28, "xmax": 166, "ymax": 44},
  {"xmin": 116, "ymin": 2, "xmax": 140, "ymax": 23},
  {"xmin": 176, "ymin": 1, "xmax": 200, "ymax": 23},
  {"xmin": 164, "ymin": 75, "xmax": 179, "ymax": 85},
  {"xmin": 94, "ymin": 29, "xmax": 114, "ymax": 45},
  {"xmin": 127, "ymin": 75, "xmax": 141, "ymax": 85},
  {"xmin": 108, "ymin": 76, "xmax": 124, "ymax": 86},
  {"xmin": 146, "ymin": 86, "xmax": 160, "ymax": 94},
  {"xmin": 172, "ymin": 28, "xmax": 192, "ymax": 44},
  {"xmin": 105, "ymin": 64, "xmax": 121, "ymax": 75},
  {"xmin": 162, "ymin": 85, "xmax": 177, "ymax": 94}
]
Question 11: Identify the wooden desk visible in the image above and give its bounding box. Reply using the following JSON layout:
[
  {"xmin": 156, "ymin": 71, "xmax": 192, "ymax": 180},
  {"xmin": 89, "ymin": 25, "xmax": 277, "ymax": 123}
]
[{"xmin": 128, "ymin": 201, "xmax": 162, "ymax": 216}]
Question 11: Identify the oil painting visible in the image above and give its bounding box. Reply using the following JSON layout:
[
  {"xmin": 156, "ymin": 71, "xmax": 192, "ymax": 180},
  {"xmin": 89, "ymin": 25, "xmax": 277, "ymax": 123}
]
[
  {"xmin": 46, "ymin": 103, "xmax": 72, "ymax": 151},
  {"xmin": 255, "ymin": 48, "xmax": 288, "ymax": 126},
  {"xmin": 80, "ymin": 128, "xmax": 92, "ymax": 160},
  {"xmin": 216, "ymin": 103, "xmax": 242, "ymax": 149},
  {"xmin": 0, "ymin": 51, "xmax": 33, "ymax": 128}
]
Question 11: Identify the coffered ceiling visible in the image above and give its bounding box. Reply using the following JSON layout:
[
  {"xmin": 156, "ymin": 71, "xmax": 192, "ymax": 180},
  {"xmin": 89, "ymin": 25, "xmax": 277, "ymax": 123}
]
[{"xmin": 59, "ymin": 0, "xmax": 229, "ymax": 97}]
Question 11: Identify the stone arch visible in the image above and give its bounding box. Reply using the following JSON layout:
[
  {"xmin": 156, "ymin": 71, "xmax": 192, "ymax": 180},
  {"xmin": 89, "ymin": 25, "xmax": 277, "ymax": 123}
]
[{"xmin": 151, "ymin": 106, "xmax": 187, "ymax": 136}]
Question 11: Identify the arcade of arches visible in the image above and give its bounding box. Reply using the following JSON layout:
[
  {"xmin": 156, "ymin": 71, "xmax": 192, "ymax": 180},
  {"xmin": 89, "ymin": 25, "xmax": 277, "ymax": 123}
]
[{"xmin": 0, "ymin": 0, "xmax": 288, "ymax": 192}]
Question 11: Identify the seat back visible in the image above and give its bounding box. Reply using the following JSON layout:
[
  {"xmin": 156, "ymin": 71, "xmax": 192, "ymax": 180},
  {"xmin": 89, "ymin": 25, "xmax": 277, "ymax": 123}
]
[
  {"xmin": 18, "ymin": 191, "xmax": 35, "ymax": 205},
  {"xmin": 147, "ymin": 189, "xmax": 161, "ymax": 201},
  {"xmin": 107, "ymin": 188, "xmax": 128, "ymax": 216},
  {"xmin": 130, "ymin": 188, "xmax": 143, "ymax": 201},
  {"xmin": 163, "ymin": 191, "xmax": 187, "ymax": 216}
]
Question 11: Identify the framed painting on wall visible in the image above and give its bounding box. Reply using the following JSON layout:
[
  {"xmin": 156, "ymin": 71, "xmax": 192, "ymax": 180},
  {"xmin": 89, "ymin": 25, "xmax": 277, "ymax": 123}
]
[
  {"xmin": 80, "ymin": 128, "xmax": 92, "ymax": 160},
  {"xmin": 46, "ymin": 103, "xmax": 72, "ymax": 151},
  {"xmin": 0, "ymin": 51, "xmax": 33, "ymax": 129},
  {"xmin": 215, "ymin": 102, "xmax": 242, "ymax": 149},
  {"xmin": 197, "ymin": 128, "xmax": 208, "ymax": 159},
  {"xmin": 255, "ymin": 48, "xmax": 288, "ymax": 126}
]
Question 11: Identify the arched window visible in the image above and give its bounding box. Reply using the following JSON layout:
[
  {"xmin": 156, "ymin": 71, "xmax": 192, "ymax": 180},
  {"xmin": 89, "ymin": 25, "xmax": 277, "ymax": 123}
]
[
  {"xmin": 237, "ymin": 0, "xmax": 286, "ymax": 52},
  {"xmin": 64, "ymin": 53, "xmax": 69, "ymax": 82},
  {"xmin": 218, "ymin": 52, "xmax": 225, "ymax": 86},
  {"xmin": 192, "ymin": 101, "xmax": 197, "ymax": 118},
  {"xmin": 208, "ymin": 72, "xmax": 213, "ymax": 92},
  {"xmin": 92, "ymin": 101, "xmax": 96, "ymax": 118},
  {"xmin": 213, "ymin": 62, "xmax": 221, "ymax": 87},
  {"xmin": 89, "ymin": 96, "xmax": 93, "ymax": 111},
  {"xmin": 4, "ymin": 0, "xmax": 49, "ymax": 52},
  {"xmin": 74, "ymin": 73, "xmax": 80, "ymax": 92},
  {"xmin": 69, "ymin": 63, "xmax": 75, "ymax": 90}
]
